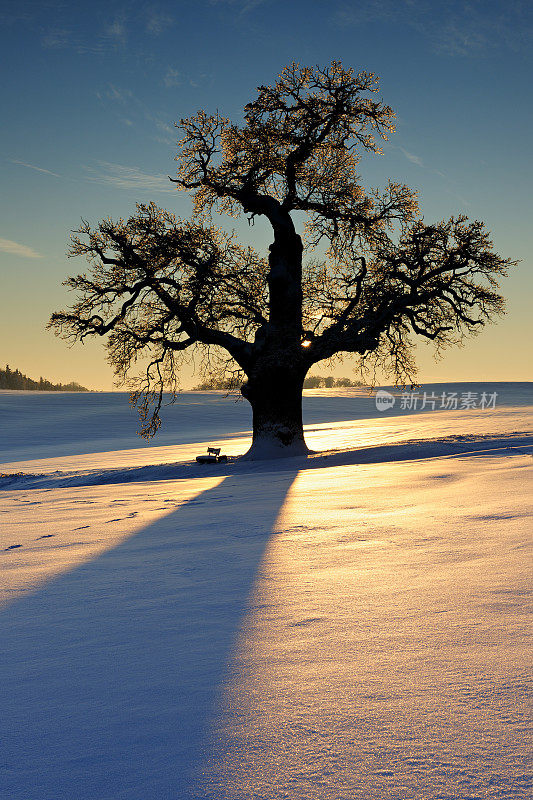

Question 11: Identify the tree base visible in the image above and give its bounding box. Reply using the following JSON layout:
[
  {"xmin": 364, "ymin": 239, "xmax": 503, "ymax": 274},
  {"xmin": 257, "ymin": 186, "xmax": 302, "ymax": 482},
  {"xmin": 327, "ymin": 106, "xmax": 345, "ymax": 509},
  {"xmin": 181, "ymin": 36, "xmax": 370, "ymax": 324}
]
[{"xmin": 240, "ymin": 433, "xmax": 310, "ymax": 461}]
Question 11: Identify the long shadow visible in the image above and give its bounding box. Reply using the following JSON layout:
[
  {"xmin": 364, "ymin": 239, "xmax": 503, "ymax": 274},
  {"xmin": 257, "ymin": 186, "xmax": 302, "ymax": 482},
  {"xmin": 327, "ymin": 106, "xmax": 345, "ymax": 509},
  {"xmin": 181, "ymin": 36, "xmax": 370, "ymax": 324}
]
[{"xmin": 1, "ymin": 469, "xmax": 297, "ymax": 800}]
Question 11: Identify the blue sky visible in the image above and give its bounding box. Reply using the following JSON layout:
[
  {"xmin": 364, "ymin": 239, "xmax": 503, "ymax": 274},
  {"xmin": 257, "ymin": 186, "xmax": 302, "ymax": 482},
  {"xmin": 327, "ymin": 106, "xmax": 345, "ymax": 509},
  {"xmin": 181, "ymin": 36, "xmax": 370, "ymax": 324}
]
[{"xmin": 1, "ymin": 0, "xmax": 531, "ymax": 389}]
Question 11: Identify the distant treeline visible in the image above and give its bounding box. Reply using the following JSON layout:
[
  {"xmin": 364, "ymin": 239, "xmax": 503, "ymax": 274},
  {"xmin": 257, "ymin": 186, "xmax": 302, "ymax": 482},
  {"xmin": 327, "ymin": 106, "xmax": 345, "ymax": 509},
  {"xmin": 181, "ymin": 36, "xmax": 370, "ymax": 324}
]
[
  {"xmin": 0, "ymin": 365, "xmax": 88, "ymax": 392},
  {"xmin": 195, "ymin": 375, "xmax": 364, "ymax": 390},
  {"xmin": 303, "ymin": 375, "xmax": 364, "ymax": 388}
]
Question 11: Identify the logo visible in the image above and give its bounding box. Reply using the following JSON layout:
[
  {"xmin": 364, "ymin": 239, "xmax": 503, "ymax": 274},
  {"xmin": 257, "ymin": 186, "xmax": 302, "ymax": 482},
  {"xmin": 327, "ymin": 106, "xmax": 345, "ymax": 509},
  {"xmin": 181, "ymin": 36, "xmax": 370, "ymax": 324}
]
[{"xmin": 375, "ymin": 389, "xmax": 395, "ymax": 411}]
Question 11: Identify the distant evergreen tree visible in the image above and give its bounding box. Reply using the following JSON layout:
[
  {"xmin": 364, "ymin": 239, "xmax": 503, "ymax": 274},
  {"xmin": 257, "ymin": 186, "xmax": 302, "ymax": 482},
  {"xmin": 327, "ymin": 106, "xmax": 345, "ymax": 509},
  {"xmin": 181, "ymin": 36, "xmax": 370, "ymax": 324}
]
[{"xmin": 0, "ymin": 365, "xmax": 88, "ymax": 391}]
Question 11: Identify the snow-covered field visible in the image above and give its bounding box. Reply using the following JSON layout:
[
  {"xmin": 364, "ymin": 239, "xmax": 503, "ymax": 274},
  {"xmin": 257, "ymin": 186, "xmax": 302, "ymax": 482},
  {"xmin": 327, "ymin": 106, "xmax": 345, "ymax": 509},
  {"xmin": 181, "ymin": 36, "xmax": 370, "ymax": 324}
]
[{"xmin": 1, "ymin": 384, "xmax": 532, "ymax": 799}]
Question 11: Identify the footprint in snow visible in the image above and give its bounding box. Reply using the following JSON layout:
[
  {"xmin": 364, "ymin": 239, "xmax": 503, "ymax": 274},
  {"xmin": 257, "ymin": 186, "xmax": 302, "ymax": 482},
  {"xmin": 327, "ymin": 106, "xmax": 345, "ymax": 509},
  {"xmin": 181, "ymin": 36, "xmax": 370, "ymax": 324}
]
[{"xmin": 4, "ymin": 544, "xmax": 22, "ymax": 551}]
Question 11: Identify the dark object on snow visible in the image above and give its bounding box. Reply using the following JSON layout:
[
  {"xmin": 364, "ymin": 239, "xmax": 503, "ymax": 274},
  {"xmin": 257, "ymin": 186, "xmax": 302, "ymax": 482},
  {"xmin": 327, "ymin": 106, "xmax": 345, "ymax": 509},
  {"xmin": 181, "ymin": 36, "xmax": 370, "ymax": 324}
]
[{"xmin": 196, "ymin": 447, "xmax": 228, "ymax": 464}]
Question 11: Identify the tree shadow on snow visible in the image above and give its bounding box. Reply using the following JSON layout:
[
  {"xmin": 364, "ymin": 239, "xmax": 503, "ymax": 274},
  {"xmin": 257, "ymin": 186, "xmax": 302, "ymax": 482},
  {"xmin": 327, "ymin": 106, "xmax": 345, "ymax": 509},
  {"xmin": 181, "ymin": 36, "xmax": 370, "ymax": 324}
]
[{"xmin": 0, "ymin": 469, "xmax": 298, "ymax": 800}]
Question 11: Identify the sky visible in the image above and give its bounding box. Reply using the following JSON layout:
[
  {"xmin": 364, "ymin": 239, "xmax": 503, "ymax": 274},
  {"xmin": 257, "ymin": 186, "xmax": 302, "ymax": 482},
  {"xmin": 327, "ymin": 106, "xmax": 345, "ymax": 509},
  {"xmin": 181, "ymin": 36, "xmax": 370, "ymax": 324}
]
[{"xmin": 0, "ymin": 0, "xmax": 531, "ymax": 390}]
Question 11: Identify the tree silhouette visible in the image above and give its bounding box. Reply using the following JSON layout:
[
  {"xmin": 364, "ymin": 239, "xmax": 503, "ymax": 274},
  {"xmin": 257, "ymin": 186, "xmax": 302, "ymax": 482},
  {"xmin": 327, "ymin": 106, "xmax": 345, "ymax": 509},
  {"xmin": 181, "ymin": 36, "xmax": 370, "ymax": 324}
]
[{"xmin": 50, "ymin": 62, "xmax": 513, "ymax": 457}]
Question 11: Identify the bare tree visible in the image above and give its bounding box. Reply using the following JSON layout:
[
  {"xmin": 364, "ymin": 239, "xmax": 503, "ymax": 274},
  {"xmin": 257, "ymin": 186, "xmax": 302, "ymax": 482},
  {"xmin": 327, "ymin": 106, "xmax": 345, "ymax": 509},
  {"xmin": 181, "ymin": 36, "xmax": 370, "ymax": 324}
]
[{"xmin": 50, "ymin": 62, "xmax": 513, "ymax": 457}]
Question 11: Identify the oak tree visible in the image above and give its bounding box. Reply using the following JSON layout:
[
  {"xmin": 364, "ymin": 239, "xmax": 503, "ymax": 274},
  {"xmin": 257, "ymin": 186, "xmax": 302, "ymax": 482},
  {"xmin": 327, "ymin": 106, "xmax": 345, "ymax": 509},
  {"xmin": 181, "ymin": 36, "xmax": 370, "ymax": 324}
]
[{"xmin": 50, "ymin": 62, "xmax": 512, "ymax": 457}]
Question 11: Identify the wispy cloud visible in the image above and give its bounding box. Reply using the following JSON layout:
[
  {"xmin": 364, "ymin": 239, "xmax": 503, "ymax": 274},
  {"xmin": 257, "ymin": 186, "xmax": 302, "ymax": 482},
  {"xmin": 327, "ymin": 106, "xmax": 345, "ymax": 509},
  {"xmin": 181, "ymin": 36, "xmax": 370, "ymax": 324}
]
[
  {"xmin": 10, "ymin": 159, "xmax": 61, "ymax": 177},
  {"xmin": 332, "ymin": 1, "xmax": 533, "ymax": 56},
  {"xmin": 106, "ymin": 84, "xmax": 135, "ymax": 104},
  {"xmin": 164, "ymin": 67, "xmax": 181, "ymax": 88},
  {"xmin": 333, "ymin": 0, "xmax": 395, "ymax": 27},
  {"xmin": 104, "ymin": 17, "xmax": 126, "ymax": 46},
  {"xmin": 0, "ymin": 5, "xmax": 34, "ymax": 26},
  {"xmin": 0, "ymin": 237, "xmax": 42, "ymax": 259},
  {"xmin": 84, "ymin": 161, "xmax": 174, "ymax": 193},
  {"xmin": 432, "ymin": 19, "xmax": 489, "ymax": 57},
  {"xmin": 156, "ymin": 121, "xmax": 174, "ymax": 136},
  {"xmin": 42, "ymin": 25, "xmax": 107, "ymax": 55},
  {"xmin": 209, "ymin": 0, "xmax": 267, "ymax": 14},
  {"xmin": 42, "ymin": 28, "xmax": 104, "ymax": 55},
  {"xmin": 41, "ymin": 27, "xmax": 73, "ymax": 49},
  {"xmin": 1, "ymin": 0, "xmax": 70, "ymax": 27},
  {"xmin": 153, "ymin": 120, "xmax": 176, "ymax": 145},
  {"xmin": 42, "ymin": 12, "xmax": 128, "ymax": 54},
  {"xmin": 396, "ymin": 146, "xmax": 447, "ymax": 178},
  {"xmin": 394, "ymin": 144, "xmax": 467, "ymax": 202},
  {"xmin": 399, "ymin": 148, "xmax": 424, "ymax": 167},
  {"xmin": 97, "ymin": 81, "xmax": 181, "ymax": 146},
  {"xmin": 146, "ymin": 9, "xmax": 174, "ymax": 35},
  {"xmin": 163, "ymin": 70, "xmax": 211, "ymax": 91}
]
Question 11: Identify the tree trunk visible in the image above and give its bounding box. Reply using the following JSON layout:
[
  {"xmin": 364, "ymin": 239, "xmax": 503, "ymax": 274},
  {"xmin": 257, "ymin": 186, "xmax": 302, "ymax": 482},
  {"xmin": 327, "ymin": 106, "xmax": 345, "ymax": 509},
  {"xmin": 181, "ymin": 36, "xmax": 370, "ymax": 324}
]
[
  {"xmin": 240, "ymin": 211, "xmax": 308, "ymax": 459},
  {"xmin": 241, "ymin": 365, "xmax": 308, "ymax": 459}
]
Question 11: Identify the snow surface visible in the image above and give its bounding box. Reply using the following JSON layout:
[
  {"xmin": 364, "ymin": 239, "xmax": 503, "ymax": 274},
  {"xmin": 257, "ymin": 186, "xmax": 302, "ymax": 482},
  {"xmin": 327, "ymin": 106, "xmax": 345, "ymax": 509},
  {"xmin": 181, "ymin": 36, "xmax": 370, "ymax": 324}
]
[{"xmin": 1, "ymin": 384, "xmax": 532, "ymax": 799}]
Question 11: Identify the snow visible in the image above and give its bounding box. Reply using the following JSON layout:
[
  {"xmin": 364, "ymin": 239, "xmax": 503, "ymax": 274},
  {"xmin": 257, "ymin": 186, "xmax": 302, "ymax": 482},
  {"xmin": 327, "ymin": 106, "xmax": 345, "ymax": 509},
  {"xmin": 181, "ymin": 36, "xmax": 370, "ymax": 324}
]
[
  {"xmin": 239, "ymin": 431, "xmax": 311, "ymax": 461},
  {"xmin": 1, "ymin": 384, "xmax": 532, "ymax": 799}
]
